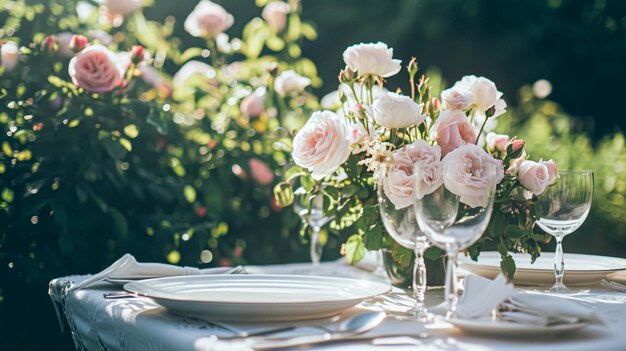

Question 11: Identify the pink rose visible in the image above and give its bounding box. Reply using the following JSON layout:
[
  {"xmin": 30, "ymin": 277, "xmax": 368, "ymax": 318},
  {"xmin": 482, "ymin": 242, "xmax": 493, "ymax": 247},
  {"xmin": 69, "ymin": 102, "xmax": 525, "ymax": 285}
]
[
  {"xmin": 486, "ymin": 132, "xmax": 509, "ymax": 153},
  {"xmin": 348, "ymin": 121, "xmax": 369, "ymax": 154},
  {"xmin": 248, "ymin": 158, "xmax": 274, "ymax": 185},
  {"xmin": 68, "ymin": 44, "xmax": 125, "ymax": 93},
  {"xmin": 518, "ymin": 160, "xmax": 550, "ymax": 197},
  {"xmin": 383, "ymin": 140, "xmax": 442, "ymax": 209},
  {"xmin": 431, "ymin": 109, "xmax": 476, "ymax": 156},
  {"xmin": 505, "ymin": 151, "xmax": 527, "ymax": 175},
  {"xmin": 541, "ymin": 159, "xmax": 559, "ymax": 184},
  {"xmin": 262, "ymin": 2, "xmax": 291, "ymax": 32},
  {"xmin": 292, "ymin": 110, "xmax": 351, "ymax": 179},
  {"xmin": 442, "ymin": 144, "xmax": 504, "ymax": 208},
  {"xmin": 184, "ymin": 0, "xmax": 234, "ymax": 38},
  {"xmin": 441, "ymin": 88, "xmax": 473, "ymax": 110},
  {"xmin": 240, "ymin": 87, "xmax": 266, "ymax": 117}
]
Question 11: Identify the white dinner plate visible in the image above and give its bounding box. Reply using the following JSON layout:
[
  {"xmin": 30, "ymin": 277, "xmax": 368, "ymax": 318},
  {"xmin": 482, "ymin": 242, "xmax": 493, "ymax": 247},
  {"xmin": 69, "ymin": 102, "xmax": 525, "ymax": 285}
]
[
  {"xmin": 124, "ymin": 274, "xmax": 391, "ymax": 322},
  {"xmin": 459, "ymin": 252, "xmax": 626, "ymax": 286},
  {"xmin": 446, "ymin": 317, "xmax": 588, "ymax": 337}
]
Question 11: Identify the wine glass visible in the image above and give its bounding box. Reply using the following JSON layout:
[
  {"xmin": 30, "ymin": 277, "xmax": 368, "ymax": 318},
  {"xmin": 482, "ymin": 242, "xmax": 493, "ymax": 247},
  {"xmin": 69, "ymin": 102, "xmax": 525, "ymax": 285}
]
[
  {"xmin": 293, "ymin": 194, "xmax": 332, "ymax": 268},
  {"xmin": 535, "ymin": 170, "xmax": 594, "ymax": 293},
  {"xmin": 377, "ymin": 167, "xmax": 433, "ymax": 322},
  {"xmin": 413, "ymin": 164, "xmax": 496, "ymax": 317}
]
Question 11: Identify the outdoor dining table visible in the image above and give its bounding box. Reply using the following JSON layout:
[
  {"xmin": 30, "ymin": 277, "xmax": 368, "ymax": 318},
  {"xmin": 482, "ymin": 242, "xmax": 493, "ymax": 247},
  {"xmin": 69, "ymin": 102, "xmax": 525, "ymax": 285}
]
[{"xmin": 49, "ymin": 260, "xmax": 626, "ymax": 351}]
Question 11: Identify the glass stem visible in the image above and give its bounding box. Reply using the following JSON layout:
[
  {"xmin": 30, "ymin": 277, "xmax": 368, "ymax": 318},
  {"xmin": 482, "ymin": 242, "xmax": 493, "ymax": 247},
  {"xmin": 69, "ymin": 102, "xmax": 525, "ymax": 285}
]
[
  {"xmin": 553, "ymin": 234, "xmax": 565, "ymax": 287},
  {"xmin": 412, "ymin": 242, "xmax": 428, "ymax": 318},
  {"xmin": 444, "ymin": 250, "xmax": 459, "ymax": 318},
  {"xmin": 310, "ymin": 229, "xmax": 323, "ymax": 267}
]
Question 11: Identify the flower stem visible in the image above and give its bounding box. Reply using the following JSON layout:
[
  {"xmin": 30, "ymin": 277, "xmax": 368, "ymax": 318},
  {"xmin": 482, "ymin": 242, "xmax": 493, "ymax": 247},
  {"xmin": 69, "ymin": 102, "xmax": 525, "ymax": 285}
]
[{"xmin": 475, "ymin": 115, "xmax": 489, "ymax": 144}]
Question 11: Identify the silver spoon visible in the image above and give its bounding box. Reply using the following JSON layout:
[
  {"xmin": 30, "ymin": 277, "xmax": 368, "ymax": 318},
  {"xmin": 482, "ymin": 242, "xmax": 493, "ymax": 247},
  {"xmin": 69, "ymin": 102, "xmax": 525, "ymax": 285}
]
[{"xmin": 248, "ymin": 311, "xmax": 387, "ymax": 350}]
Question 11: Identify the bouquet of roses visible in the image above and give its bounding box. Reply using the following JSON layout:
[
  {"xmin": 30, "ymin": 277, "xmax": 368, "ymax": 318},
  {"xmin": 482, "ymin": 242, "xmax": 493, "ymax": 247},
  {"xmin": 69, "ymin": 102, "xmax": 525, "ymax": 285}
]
[{"xmin": 276, "ymin": 42, "xmax": 558, "ymax": 278}]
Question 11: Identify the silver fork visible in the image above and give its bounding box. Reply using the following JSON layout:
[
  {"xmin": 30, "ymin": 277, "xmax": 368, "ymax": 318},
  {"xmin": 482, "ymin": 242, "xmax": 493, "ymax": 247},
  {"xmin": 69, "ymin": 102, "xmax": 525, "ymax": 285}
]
[{"xmin": 601, "ymin": 279, "xmax": 626, "ymax": 292}]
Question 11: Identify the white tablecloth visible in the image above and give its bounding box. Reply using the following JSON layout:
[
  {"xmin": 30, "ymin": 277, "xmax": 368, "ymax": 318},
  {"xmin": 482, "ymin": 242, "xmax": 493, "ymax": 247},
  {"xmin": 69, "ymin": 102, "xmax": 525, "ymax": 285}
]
[{"xmin": 49, "ymin": 260, "xmax": 626, "ymax": 351}]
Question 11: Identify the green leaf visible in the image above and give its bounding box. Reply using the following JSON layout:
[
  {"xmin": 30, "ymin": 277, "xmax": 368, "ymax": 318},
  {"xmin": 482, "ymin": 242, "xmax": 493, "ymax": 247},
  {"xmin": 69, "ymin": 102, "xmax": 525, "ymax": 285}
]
[
  {"xmin": 424, "ymin": 246, "xmax": 444, "ymax": 261},
  {"xmin": 273, "ymin": 182, "xmax": 294, "ymax": 207},
  {"xmin": 119, "ymin": 138, "xmax": 132, "ymax": 152},
  {"xmin": 363, "ymin": 204, "xmax": 379, "ymax": 226},
  {"xmin": 500, "ymin": 255, "xmax": 516, "ymax": 280},
  {"xmin": 178, "ymin": 47, "xmax": 204, "ymax": 63},
  {"xmin": 103, "ymin": 139, "xmax": 127, "ymax": 160},
  {"xmin": 109, "ymin": 208, "xmax": 128, "ymax": 238},
  {"xmin": 124, "ymin": 124, "xmax": 139, "ymax": 139},
  {"xmin": 345, "ymin": 234, "xmax": 365, "ymax": 264},
  {"xmin": 363, "ymin": 225, "xmax": 383, "ymax": 250},
  {"xmin": 391, "ymin": 245, "xmax": 413, "ymax": 267},
  {"xmin": 184, "ymin": 185, "xmax": 197, "ymax": 203}
]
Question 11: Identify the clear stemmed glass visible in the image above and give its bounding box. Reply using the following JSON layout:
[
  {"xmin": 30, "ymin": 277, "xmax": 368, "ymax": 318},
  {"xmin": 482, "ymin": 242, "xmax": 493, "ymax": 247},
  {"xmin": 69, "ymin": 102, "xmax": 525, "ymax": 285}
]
[
  {"xmin": 535, "ymin": 170, "xmax": 594, "ymax": 293},
  {"xmin": 377, "ymin": 167, "xmax": 433, "ymax": 322},
  {"xmin": 294, "ymin": 194, "xmax": 332, "ymax": 268},
  {"xmin": 413, "ymin": 164, "xmax": 496, "ymax": 317}
]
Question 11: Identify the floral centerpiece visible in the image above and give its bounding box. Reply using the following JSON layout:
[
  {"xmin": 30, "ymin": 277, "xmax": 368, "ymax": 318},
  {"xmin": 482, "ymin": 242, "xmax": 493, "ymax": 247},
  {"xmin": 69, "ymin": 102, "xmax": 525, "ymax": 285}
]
[{"xmin": 276, "ymin": 42, "xmax": 558, "ymax": 278}]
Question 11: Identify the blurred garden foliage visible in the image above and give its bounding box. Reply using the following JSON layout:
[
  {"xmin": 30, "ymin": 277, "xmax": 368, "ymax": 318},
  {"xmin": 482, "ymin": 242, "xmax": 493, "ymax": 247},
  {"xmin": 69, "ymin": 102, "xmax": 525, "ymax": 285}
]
[{"xmin": 0, "ymin": 0, "xmax": 625, "ymax": 350}]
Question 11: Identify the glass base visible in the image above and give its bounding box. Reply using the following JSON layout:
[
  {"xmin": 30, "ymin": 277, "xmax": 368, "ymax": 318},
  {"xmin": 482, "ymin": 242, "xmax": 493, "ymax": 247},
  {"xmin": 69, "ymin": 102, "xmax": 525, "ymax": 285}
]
[{"xmin": 545, "ymin": 282, "xmax": 590, "ymax": 295}]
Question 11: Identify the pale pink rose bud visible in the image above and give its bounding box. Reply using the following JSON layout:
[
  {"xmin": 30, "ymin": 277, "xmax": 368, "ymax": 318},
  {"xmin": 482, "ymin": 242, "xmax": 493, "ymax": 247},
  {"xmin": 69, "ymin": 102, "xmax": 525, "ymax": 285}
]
[
  {"xmin": 540, "ymin": 159, "xmax": 559, "ymax": 184},
  {"xmin": 507, "ymin": 139, "xmax": 525, "ymax": 159},
  {"xmin": 432, "ymin": 97, "xmax": 440, "ymax": 111},
  {"xmin": 130, "ymin": 45, "xmax": 146, "ymax": 65},
  {"xmin": 518, "ymin": 160, "xmax": 551, "ymax": 197},
  {"xmin": 442, "ymin": 144, "xmax": 504, "ymax": 208},
  {"xmin": 68, "ymin": 44, "xmax": 125, "ymax": 93},
  {"xmin": 248, "ymin": 158, "xmax": 274, "ymax": 185},
  {"xmin": 41, "ymin": 36, "xmax": 57, "ymax": 53},
  {"xmin": 486, "ymin": 132, "xmax": 509, "ymax": 153},
  {"xmin": 262, "ymin": 1, "xmax": 291, "ymax": 32},
  {"xmin": 1, "ymin": 41, "xmax": 19, "ymax": 71},
  {"xmin": 69, "ymin": 35, "xmax": 88, "ymax": 53},
  {"xmin": 184, "ymin": 0, "xmax": 234, "ymax": 38},
  {"xmin": 240, "ymin": 87, "xmax": 266, "ymax": 117},
  {"xmin": 430, "ymin": 109, "xmax": 476, "ymax": 156},
  {"xmin": 292, "ymin": 110, "xmax": 351, "ymax": 179}
]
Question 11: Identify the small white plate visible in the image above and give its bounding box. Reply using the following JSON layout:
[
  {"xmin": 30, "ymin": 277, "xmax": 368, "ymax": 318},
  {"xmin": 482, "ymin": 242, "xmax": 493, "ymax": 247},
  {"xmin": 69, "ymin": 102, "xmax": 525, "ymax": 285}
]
[
  {"xmin": 446, "ymin": 317, "xmax": 588, "ymax": 337},
  {"xmin": 459, "ymin": 252, "xmax": 626, "ymax": 286},
  {"xmin": 124, "ymin": 274, "xmax": 391, "ymax": 322}
]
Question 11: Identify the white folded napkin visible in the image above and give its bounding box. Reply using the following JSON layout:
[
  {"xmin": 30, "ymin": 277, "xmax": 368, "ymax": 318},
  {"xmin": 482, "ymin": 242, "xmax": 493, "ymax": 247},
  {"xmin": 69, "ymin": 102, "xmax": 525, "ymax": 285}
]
[
  {"xmin": 456, "ymin": 274, "xmax": 514, "ymax": 319},
  {"xmin": 455, "ymin": 273, "xmax": 602, "ymax": 326},
  {"xmin": 66, "ymin": 253, "xmax": 240, "ymax": 294},
  {"xmin": 503, "ymin": 291, "xmax": 603, "ymax": 325}
]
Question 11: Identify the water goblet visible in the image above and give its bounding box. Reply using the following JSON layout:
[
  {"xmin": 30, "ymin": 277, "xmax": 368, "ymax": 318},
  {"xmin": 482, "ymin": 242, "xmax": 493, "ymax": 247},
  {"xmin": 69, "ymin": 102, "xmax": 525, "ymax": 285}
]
[
  {"xmin": 535, "ymin": 170, "xmax": 594, "ymax": 293},
  {"xmin": 293, "ymin": 194, "xmax": 332, "ymax": 268},
  {"xmin": 413, "ymin": 164, "xmax": 496, "ymax": 317},
  {"xmin": 377, "ymin": 167, "xmax": 433, "ymax": 322}
]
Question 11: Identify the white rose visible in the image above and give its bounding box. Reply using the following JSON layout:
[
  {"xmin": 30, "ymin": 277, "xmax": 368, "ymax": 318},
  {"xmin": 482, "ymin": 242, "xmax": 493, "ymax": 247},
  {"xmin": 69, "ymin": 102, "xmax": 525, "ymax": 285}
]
[
  {"xmin": 292, "ymin": 110, "xmax": 351, "ymax": 179},
  {"xmin": 184, "ymin": 0, "xmax": 234, "ymax": 38},
  {"xmin": 518, "ymin": 160, "xmax": 551, "ymax": 197},
  {"xmin": 373, "ymin": 92, "xmax": 426, "ymax": 129},
  {"xmin": 348, "ymin": 121, "xmax": 370, "ymax": 154},
  {"xmin": 442, "ymin": 144, "xmax": 504, "ymax": 208},
  {"xmin": 173, "ymin": 60, "xmax": 216, "ymax": 88},
  {"xmin": 240, "ymin": 87, "xmax": 266, "ymax": 117},
  {"xmin": 383, "ymin": 140, "xmax": 442, "ymax": 209},
  {"xmin": 452, "ymin": 75, "xmax": 505, "ymax": 111},
  {"xmin": 104, "ymin": 0, "xmax": 143, "ymax": 17},
  {"xmin": 1, "ymin": 41, "xmax": 19, "ymax": 71},
  {"xmin": 342, "ymin": 42, "xmax": 402, "ymax": 78},
  {"xmin": 274, "ymin": 70, "xmax": 310, "ymax": 96},
  {"xmin": 441, "ymin": 88, "xmax": 473, "ymax": 110},
  {"xmin": 262, "ymin": 2, "xmax": 291, "ymax": 32}
]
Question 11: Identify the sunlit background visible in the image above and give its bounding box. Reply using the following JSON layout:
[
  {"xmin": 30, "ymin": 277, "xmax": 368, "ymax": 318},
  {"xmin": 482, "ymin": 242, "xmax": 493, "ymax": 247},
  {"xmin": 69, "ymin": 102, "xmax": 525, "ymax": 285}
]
[{"xmin": 1, "ymin": 0, "xmax": 626, "ymax": 349}]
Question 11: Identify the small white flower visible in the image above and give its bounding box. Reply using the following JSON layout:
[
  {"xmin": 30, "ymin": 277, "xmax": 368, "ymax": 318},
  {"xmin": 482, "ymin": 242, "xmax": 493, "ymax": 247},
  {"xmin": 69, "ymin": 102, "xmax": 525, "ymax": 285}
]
[
  {"xmin": 274, "ymin": 70, "xmax": 310, "ymax": 96},
  {"xmin": 262, "ymin": 1, "xmax": 291, "ymax": 32}
]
